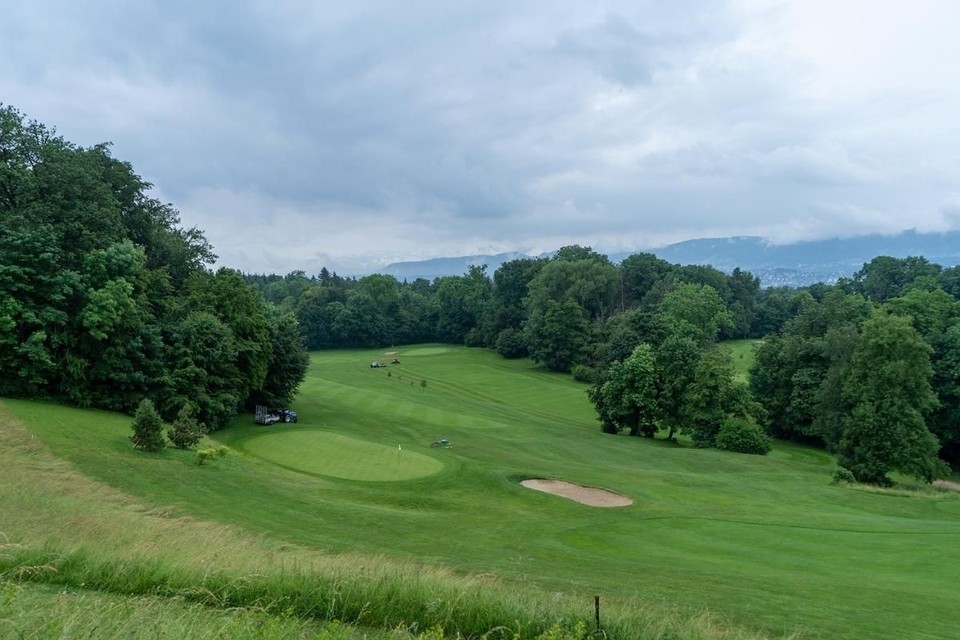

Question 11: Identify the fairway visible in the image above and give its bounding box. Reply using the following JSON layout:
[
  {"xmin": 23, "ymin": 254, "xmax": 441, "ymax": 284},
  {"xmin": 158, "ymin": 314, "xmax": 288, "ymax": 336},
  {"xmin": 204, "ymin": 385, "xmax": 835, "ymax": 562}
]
[
  {"xmin": 4, "ymin": 344, "xmax": 960, "ymax": 640},
  {"xmin": 238, "ymin": 428, "xmax": 445, "ymax": 481},
  {"xmin": 722, "ymin": 338, "xmax": 761, "ymax": 383}
]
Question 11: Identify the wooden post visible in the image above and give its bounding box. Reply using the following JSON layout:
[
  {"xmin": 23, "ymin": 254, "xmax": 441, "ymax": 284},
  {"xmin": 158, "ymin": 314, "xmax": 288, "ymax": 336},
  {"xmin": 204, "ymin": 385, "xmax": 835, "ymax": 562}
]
[{"xmin": 595, "ymin": 594, "xmax": 601, "ymax": 631}]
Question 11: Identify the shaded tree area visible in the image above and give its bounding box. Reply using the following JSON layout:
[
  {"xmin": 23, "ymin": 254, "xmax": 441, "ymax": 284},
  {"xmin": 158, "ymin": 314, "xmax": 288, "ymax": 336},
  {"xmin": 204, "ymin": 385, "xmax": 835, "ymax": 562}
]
[
  {"xmin": 0, "ymin": 105, "xmax": 308, "ymax": 431},
  {"xmin": 258, "ymin": 244, "xmax": 780, "ymax": 375},
  {"xmin": 751, "ymin": 257, "xmax": 960, "ymax": 478}
]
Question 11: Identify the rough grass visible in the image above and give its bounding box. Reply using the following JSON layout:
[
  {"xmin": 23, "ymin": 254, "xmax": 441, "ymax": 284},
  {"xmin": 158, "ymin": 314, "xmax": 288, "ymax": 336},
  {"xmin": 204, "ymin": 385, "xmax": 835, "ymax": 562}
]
[
  {"xmin": 1, "ymin": 581, "xmax": 379, "ymax": 640},
  {"xmin": 3, "ymin": 344, "xmax": 960, "ymax": 639}
]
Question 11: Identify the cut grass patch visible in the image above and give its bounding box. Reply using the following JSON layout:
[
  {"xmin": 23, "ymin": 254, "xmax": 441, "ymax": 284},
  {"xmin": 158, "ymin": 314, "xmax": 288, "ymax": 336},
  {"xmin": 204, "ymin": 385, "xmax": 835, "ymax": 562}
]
[{"xmin": 237, "ymin": 428, "xmax": 445, "ymax": 481}]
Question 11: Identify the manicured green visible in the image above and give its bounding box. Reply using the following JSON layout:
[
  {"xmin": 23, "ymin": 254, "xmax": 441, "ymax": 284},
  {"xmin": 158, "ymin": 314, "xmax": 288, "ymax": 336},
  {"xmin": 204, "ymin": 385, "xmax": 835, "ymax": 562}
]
[
  {"xmin": 239, "ymin": 429, "xmax": 445, "ymax": 481},
  {"xmin": 4, "ymin": 345, "xmax": 960, "ymax": 640}
]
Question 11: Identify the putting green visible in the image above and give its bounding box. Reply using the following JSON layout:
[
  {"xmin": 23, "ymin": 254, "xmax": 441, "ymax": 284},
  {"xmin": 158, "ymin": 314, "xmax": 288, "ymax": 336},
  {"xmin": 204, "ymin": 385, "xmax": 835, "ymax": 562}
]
[
  {"xmin": 239, "ymin": 430, "xmax": 444, "ymax": 481},
  {"xmin": 401, "ymin": 347, "xmax": 450, "ymax": 357}
]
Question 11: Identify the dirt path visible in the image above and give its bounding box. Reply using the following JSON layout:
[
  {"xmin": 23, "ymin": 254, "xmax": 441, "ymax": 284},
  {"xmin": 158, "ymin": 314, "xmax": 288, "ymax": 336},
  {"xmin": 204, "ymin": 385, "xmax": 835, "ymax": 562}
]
[{"xmin": 521, "ymin": 479, "xmax": 633, "ymax": 507}]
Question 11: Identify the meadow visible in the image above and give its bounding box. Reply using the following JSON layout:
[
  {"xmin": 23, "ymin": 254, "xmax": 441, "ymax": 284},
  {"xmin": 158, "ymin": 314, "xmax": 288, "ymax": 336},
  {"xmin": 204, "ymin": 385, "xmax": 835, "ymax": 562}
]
[{"xmin": 2, "ymin": 344, "xmax": 959, "ymax": 639}]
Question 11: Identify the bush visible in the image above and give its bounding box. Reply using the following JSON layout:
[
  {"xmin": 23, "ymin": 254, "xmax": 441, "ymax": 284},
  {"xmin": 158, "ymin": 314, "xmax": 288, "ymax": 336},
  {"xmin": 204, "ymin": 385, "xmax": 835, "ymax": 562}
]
[
  {"xmin": 832, "ymin": 466, "xmax": 856, "ymax": 484},
  {"xmin": 715, "ymin": 417, "xmax": 771, "ymax": 455},
  {"xmin": 196, "ymin": 448, "xmax": 218, "ymax": 465},
  {"xmin": 495, "ymin": 328, "xmax": 528, "ymax": 359},
  {"xmin": 463, "ymin": 328, "xmax": 487, "ymax": 348},
  {"xmin": 167, "ymin": 402, "xmax": 204, "ymax": 450},
  {"xmin": 130, "ymin": 399, "xmax": 164, "ymax": 452},
  {"xmin": 570, "ymin": 364, "xmax": 597, "ymax": 384}
]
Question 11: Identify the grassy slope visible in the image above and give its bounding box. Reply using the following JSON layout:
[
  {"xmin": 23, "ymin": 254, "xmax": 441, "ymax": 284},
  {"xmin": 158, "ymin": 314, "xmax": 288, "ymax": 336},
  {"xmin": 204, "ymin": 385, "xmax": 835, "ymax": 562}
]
[
  {"xmin": 4, "ymin": 344, "xmax": 960, "ymax": 639},
  {"xmin": 721, "ymin": 339, "xmax": 761, "ymax": 384}
]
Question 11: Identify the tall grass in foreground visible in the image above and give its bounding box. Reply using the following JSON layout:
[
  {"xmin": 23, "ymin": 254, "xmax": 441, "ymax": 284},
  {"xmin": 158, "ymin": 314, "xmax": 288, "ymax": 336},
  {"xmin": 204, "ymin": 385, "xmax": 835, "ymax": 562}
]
[
  {"xmin": 1, "ymin": 545, "xmax": 786, "ymax": 640},
  {"xmin": 0, "ymin": 405, "xmax": 782, "ymax": 640},
  {"xmin": 1, "ymin": 581, "xmax": 371, "ymax": 640}
]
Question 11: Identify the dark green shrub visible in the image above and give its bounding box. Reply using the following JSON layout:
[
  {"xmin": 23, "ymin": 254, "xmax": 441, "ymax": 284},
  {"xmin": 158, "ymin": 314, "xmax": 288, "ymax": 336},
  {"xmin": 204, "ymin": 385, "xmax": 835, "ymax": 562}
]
[
  {"xmin": 464, "ymin": 328, "xmax": 486, "ymax": 348},
  {"xmin": 495, "ymin": 328, "xmax": 528, "ymax": 359},
  {"xmin": 715, "ymin": 417, "xmax": 771, "ymax": 455},
  {"xmin": 832, "ymin": 466, "xmax": 856, "ymax": 484},
  {"xmin": 570, "ymin": 364, "xmax": 597, "ymax": 384},
  {"xmin": 130, "ymin": 399, "xmax": 164, "ymax": 452}
]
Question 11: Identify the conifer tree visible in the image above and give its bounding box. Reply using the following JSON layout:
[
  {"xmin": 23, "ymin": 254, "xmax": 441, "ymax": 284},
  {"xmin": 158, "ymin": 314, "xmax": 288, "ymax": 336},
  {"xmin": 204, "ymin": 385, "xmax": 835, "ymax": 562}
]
[
  {"xmin": 167, "ymin": 402, "xmax": 204, "ymax": 450},
  {"xmin": 130, "ymin": 398, "xmax": 164, "ymax": 451}
]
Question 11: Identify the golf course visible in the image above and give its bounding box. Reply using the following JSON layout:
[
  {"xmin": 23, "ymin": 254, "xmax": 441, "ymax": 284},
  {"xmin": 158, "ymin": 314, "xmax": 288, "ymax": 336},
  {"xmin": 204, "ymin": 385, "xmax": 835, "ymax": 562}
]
[{"xmin": 2, "ymin": 344, "xmax": 959, "ymax": 639}]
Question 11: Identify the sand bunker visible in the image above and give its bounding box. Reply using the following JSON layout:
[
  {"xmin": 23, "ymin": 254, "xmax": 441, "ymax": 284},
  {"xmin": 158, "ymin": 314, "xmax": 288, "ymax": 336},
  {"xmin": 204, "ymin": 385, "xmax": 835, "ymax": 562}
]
[
  {"xmin": 933, "ymin": 480, "xmax": 960, "ymax": 492},
  {"xmin": 521, "ymin": 479, "xmax": 633, "ymax": 507}
]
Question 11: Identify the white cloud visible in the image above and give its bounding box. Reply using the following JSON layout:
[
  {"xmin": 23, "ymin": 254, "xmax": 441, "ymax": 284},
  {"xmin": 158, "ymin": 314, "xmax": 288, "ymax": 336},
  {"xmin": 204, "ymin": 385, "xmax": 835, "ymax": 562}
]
[{"xmin": 3, "ymin": 1, "xmax": 960, "ymax": 272}]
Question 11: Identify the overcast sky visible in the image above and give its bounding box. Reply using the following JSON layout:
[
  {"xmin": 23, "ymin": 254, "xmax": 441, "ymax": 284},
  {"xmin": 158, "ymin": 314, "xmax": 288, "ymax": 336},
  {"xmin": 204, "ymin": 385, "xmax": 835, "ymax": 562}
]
[{"xmin": 3, "ymin": 1, "xmax": 960, "ymax": 274}]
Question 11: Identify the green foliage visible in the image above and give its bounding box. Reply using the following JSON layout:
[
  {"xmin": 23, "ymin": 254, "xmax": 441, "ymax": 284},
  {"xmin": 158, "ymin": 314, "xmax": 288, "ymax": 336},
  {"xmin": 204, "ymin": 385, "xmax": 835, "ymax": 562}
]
[
  {"xmin": 619, "ymin": 252, "xmax": 674, "ymax": 309},
  {"xmin": 130, "ymin": 399, "xmax": 164, "ymax": 452},
  {"xmin": 488, "ymin": 258, "xmax": 547, "ymax": 338},
  {"xmin": 527, "ymin": 257, "xmax": 619, "ymax": 322},
  {"xmin": 570, "ymin": 363, "xmax": 597, "ymax": 384},
  {"xmin": 655, "ymin": 334, "xmax": 702, "ymax": 440},
  {"xmin": 682, "ymin": 348, "xmax": 745, "ymax": 447},
  {"xmin": 196, "ymin": 448, "xmax": 218, "ymax": 465},
  {"xmin": 657, "ymin": 283, "xmax": 733, "ymax": 346},
  {"xmin": 594, "ymin": 344, "xmax": 659, "ymax": 436},
  {"xmin": 433, "ymin": 266, "xmax": 493, "ymax": 345},
  {"xmin": 0, "ymin": 106, "xmax": 311, "ymax": 427},
  {"xmin": 250, "ymin": 311, "xmax": 310, "ymax": 409},
  {"xmin": 167, "ymin": 402, "xmax": 204, "ymax": 450},
  {"xmin": 524, "ymin": 299, "xmax": 589, "ymax": 372},
  {"xmin": 715, "ymin": 417, "xmax": 772, "ymax": 455},
  {"xmin": 494, "ymin": 327, "xmax": 528, "ymax": 359},
  {"xmin": 831, "ymin": 466, "xmax": 856, "ymax": 484},
  {"xmin": 852, "ymin": 255, "xmax": 941, "ymax": 303},
  {"xmin": 749, "ymin": 289, "xmax": 873, "ymax": 447},
  {"xmin": 838, "ymin": 313, "xmax": 946, "ymax": 484},
  {"xmin": 929, "ymin": 324, "xmax": 960, "ymax": 464},
  {"xmin": 186, "ymin": 268, "xmax": 272, "ymax": 406},
  {"xmin": 160, "ymin": 311, "xmax": 242, "ymax": 430}
]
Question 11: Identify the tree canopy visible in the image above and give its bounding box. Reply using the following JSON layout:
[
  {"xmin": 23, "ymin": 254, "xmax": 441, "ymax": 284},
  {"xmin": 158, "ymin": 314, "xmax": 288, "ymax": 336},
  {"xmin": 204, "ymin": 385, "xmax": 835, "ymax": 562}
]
[{"xmin": 1, "ymin": 104, "xmax": 308, "ymax": 429}]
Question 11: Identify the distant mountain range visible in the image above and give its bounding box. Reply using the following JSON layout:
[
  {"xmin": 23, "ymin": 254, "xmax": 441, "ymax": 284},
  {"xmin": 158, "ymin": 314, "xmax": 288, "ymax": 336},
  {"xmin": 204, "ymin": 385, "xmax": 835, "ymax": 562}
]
[{"xmin": 376, "ymin": 230, "xmax": 960, "ymax": 287}]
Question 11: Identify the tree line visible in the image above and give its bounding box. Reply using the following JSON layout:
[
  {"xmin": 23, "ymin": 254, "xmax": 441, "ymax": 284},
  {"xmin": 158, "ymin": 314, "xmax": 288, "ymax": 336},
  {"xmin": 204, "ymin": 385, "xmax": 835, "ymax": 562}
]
[
  {"xmin": 249, "ymin": 242, "xmax": 960, "ymax": 484},
  {"xmin": 5, "ymin": 105, "xmax": 959, "ymax": 484},
  {"xmin": 0, "ymin": 105, "xmax": 308, "ymax": 431}
]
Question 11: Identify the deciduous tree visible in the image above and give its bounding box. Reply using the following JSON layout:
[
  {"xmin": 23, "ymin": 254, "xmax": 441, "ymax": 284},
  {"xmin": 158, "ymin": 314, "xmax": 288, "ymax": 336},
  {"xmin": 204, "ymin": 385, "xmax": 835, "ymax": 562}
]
[{"xmin": 838, "ymin": 313, "xmax": 946, "ymax": 484}]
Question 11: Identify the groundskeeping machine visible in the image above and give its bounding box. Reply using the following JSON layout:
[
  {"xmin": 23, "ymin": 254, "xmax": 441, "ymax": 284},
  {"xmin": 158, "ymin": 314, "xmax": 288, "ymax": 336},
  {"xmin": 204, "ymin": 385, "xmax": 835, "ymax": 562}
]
[{"xmin": 255, "ymin": 405, "xmax": 298, "ymax": 425}]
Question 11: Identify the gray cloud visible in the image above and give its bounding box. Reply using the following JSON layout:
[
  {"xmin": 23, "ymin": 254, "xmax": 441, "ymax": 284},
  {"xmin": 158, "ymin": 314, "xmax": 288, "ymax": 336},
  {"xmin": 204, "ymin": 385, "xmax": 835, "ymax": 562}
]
[{"xmin": 3, "ymin": 1, "xmax": 960, "ymax": 274}]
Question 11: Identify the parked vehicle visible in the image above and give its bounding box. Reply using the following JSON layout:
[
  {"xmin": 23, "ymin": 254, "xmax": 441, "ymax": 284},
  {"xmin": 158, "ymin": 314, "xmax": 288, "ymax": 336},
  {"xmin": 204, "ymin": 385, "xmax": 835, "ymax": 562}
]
[{"xmin": 255, "ymin": 405, "xmax": 298, "ymax": 425}]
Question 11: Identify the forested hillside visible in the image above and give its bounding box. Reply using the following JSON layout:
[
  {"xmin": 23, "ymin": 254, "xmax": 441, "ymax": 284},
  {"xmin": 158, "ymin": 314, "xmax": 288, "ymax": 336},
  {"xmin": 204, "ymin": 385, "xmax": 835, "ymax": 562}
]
[{"xmin": 0, "ymin": 105, "xmax": 308, "ymax": 430}]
